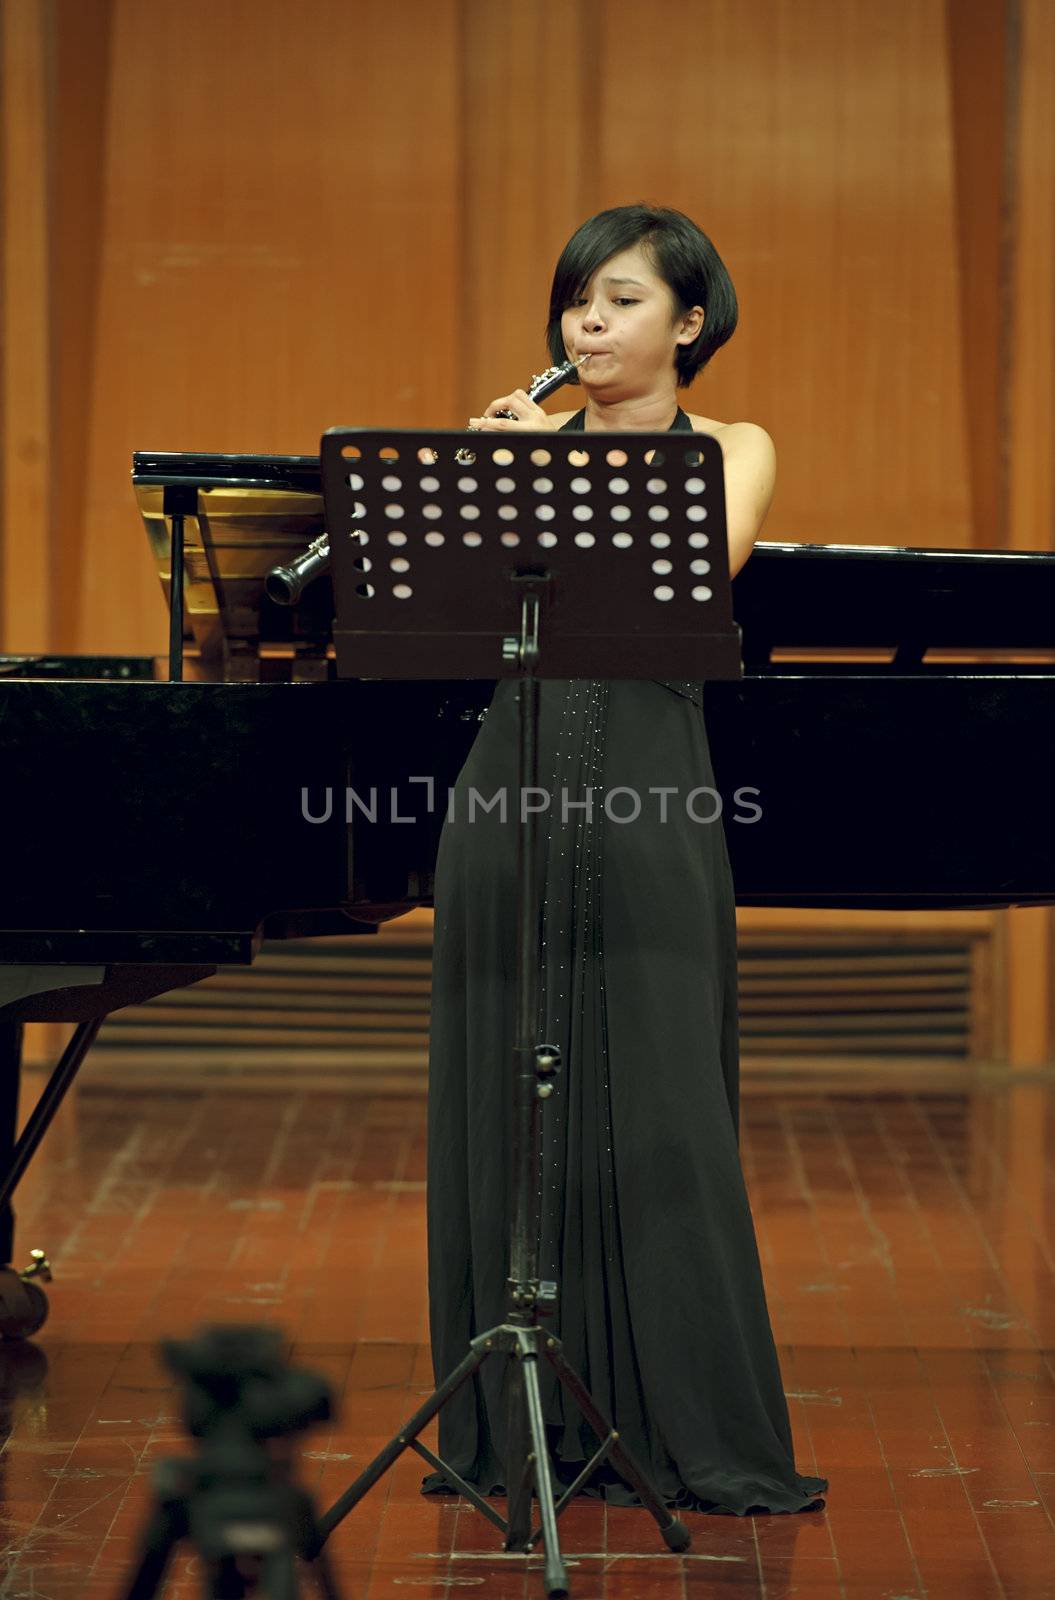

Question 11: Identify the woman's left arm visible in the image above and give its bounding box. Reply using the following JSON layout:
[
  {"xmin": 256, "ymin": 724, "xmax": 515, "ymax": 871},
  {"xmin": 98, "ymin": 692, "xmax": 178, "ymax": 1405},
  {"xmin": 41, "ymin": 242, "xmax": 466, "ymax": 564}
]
[{"xmin": 714, "ymin": 422, "xmax": 777, "ymax": 579}]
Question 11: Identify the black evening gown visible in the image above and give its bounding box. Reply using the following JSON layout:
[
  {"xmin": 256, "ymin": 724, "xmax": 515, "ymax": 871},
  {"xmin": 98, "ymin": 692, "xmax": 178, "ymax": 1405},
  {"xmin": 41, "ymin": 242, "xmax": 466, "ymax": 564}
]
[{"xmin": 422, "ymin": 407, "xmax": 827, "ymax": 1515}]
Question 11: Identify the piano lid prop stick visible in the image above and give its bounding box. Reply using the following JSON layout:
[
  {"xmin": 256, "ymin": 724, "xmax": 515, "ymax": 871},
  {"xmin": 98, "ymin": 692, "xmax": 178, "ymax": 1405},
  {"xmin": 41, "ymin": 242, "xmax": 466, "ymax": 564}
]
[{"xmin": 163, "ymin": 483, "xmax": 198, "ymax": 682}]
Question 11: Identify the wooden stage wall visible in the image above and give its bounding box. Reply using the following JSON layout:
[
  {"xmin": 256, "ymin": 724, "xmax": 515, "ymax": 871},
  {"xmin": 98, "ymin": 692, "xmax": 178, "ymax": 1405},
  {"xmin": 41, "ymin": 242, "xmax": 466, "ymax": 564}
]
[{"xmin": 1, "ymin": 0, "xmax": 1052, "ymax": 1066}]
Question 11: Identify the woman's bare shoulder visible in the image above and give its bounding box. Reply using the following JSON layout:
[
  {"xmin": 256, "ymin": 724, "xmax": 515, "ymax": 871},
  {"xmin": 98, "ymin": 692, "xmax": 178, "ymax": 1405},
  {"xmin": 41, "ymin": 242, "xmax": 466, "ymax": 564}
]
[
  {"xmin": 545, "ymin": 408, "xmax": 579, "ymax": 429},
  {"xmin": 687, "ymin": 412, "xmax": 730, "ymax": 436},
  {"xmin": 690, "ymin": 414, "xmax": 775, "ymax": 452}
]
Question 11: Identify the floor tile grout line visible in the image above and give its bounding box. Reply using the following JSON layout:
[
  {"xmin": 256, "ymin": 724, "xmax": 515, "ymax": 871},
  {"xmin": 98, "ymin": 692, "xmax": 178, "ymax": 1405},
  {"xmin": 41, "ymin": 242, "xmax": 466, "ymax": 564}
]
[
  {"xmin": 751, "ymin": 1513, "xmax": 765, "ymax": 1600},
  {"xmin": 911, "ymin": 1093, "xmax": 1044, "ymax": 1322},
  {"xmin": 910, "ymin": 1092, "xmax": 1055, "ymax": 1540},
  {"xmin": 981, "ymin": 1351, "xmax": 1055, "ymax": 1538},
  {"xmin": 867, "ymin": 1382, "xmax": 970, "ymax": 1600},
  {"xmin": 773, "ymin": 1097, "xmax": 856, "ymax": 1347},
  {"xmin": 836, "ymin": 1093, "xmax": 1020, "ymax": 1593}
]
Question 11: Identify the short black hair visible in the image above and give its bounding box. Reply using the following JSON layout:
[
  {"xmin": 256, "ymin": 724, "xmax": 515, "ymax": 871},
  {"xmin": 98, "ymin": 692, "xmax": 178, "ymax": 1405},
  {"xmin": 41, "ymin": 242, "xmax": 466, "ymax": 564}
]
[{"xmin": 546, "ymin": 204, "xmax": 738, "ymax": 389}]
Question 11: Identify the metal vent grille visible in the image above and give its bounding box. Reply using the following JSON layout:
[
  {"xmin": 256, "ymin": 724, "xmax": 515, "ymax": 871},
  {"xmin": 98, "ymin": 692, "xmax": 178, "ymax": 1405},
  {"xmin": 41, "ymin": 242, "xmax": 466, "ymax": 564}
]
[
  {"xmin": 738, "ymin": 943, "xmax": 976, "ymax": 1058},
  {"xmin": 89, "ymin": 914, "xmax": 988, "ymax": 1089}
]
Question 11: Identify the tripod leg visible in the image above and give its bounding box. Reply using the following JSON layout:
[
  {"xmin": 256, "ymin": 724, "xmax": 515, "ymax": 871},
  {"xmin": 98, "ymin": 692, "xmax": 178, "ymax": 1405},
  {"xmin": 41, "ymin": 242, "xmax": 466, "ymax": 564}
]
[
  {"xmin": 520, "ymin": 1352, "xmax": 569, "ymax": 1599},
  {"xmin": 545, "ymin": 1345, "xmax": 690, "ymax": 1553},
  {"xmin": 318, "ymin": 1337, "xmax": 490, "ymax": 1536},
  {"xmin": 504, "ymin": 1355, "xmax": 533, "ymax": 1550},
  {"xmin": 119, "ymin": 1499, "xmax": 186, "ymax": 1600},
  {"xmin": 213, "ymin": 1555, "xmax": 249, "ymax": 1598},
  {"xmin": 260, "ymin": 1547, "xmax": 298, "ymax": 1600}
]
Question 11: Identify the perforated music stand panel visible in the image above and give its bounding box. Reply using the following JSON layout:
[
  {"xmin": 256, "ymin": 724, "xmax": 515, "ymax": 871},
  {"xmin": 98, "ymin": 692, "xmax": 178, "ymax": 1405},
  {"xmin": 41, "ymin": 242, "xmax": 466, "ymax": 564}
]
[{"xmin": 322, "ymin": 428, "xmax": 743, "ymax": 680}]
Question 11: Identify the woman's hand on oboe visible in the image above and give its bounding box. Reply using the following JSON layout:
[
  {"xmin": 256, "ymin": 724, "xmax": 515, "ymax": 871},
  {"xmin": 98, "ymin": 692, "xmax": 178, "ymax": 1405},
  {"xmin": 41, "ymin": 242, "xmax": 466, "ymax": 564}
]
[{"xmin": 468, "ymin": 389, "xmax": 558, "ymax": 432}]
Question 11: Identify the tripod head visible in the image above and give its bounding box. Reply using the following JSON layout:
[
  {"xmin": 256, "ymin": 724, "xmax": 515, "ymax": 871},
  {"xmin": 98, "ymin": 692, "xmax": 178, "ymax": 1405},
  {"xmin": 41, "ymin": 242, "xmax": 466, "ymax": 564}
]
[{"xmin": 162, "ymin": 1323, "xmax": 332, "ymax": 1447}]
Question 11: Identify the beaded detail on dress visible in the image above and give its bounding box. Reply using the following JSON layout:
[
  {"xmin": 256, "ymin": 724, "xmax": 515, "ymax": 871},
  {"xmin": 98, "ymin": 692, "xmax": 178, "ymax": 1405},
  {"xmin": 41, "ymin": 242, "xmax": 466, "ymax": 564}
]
[{"xmin": 535, "ymin": 680, "xmax": 616, "ymax": 1277}]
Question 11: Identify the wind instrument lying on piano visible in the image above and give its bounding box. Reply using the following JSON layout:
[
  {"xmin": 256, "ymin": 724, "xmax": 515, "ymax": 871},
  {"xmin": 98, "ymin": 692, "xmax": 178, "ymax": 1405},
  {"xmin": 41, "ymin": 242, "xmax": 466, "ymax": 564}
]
[{"xmin": 264, "ymin": 355, "xmax": 587, "ymax": 605}]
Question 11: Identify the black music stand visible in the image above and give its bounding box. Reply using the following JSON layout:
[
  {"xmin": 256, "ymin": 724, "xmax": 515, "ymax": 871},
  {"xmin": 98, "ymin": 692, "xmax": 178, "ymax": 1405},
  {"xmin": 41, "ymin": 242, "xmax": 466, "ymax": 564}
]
[{"xmin": 316, "ymin": 425, "xmax": 742, "ymax": 1599}]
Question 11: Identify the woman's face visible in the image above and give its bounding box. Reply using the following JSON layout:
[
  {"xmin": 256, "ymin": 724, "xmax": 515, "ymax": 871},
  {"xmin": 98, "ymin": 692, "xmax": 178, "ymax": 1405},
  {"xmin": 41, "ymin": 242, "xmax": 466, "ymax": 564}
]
[{"xmin": 560, "ymin": 242, "xmax": 703, "ymax": 396}]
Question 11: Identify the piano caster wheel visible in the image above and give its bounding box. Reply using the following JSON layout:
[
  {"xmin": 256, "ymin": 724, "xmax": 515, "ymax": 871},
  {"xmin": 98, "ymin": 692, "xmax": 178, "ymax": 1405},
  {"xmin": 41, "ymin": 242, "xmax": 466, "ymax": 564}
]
[
  {"xmin": 0, "ymin": 1267, "xmax": 49, "ymax": 1339},
  {"xmin": 0, "ymin": 1253, "xmax": 52, "ymax": 1339},
  {"xmin": 19, "ymin": 1249, "xmax": 52, "ymax": 1284}
]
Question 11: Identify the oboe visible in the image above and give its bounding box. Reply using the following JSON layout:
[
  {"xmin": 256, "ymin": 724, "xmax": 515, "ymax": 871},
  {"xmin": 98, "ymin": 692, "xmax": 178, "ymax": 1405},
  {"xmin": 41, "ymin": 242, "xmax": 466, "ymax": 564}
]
[
  {"xmin": 452, "ymin": 353, "xmax": 588, "ymax": 464},
  {"xmin": 264, "ymin": 355, "xmax": 587, "ymax": 605}
]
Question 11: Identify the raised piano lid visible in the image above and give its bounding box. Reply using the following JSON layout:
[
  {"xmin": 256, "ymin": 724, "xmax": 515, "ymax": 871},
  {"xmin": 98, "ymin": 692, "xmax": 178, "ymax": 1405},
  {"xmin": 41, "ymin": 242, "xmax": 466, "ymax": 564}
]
[
  {"xmin": 0, "ymin": 654, "xmax": 155, "ymax": 680},
  {"xmin": 734, "ymin": 541, "xmax": 1055, "ymax": 665},
  {"xmin": 132, "ymin": 452, "xmax": 321, "ymax": 491},
  {"xmin": 131, "ymin": 451, "xmax": 330, "ymax": 677}
]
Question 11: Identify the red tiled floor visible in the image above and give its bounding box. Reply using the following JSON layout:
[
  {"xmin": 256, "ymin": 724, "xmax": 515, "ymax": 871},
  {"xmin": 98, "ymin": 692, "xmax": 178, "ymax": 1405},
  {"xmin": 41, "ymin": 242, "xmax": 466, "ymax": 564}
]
[{"xmin": 1, "ymin": 1071, "xmax": 1055, "ymax": 1597}]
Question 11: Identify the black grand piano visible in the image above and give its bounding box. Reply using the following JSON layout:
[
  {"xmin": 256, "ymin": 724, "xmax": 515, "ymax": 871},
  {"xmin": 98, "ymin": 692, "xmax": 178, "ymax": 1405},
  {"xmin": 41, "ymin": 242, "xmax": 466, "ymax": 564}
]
[{"xmin": 0, "ymin": 448, "xmax": 1052, "ymax": 1334}]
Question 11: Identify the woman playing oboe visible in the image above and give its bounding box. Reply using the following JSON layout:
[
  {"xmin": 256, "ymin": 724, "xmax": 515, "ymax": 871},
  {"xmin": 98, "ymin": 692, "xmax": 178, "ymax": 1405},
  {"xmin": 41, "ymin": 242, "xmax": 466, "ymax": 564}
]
[{"xmin": 423, "ymin": 203, "xmax": 827, "ymax": 1515}]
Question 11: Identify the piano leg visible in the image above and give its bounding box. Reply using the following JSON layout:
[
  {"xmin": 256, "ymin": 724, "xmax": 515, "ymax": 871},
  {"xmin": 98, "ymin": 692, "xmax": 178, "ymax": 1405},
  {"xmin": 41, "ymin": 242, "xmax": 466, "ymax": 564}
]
[
  {"xmin": 0, "ymin": 1021, "xmax": 19, "ymax": 1266},
  {"xmin": 0, "ymin": 1018, "xmax": 102, "ymax": 1214},
  {"xmin": 0, "ymin": 1020, "xmax": 48, "ymax": 1336}
]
